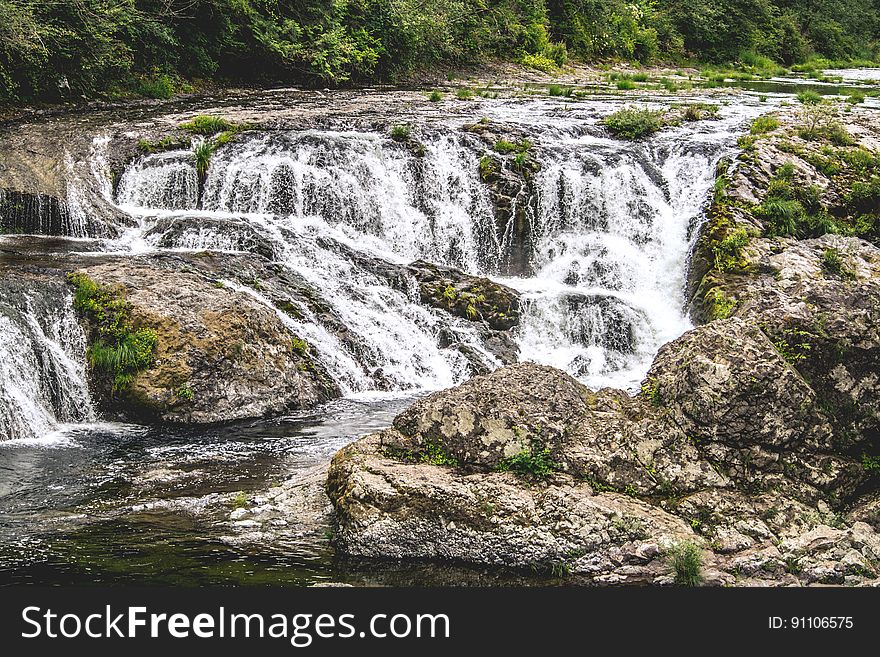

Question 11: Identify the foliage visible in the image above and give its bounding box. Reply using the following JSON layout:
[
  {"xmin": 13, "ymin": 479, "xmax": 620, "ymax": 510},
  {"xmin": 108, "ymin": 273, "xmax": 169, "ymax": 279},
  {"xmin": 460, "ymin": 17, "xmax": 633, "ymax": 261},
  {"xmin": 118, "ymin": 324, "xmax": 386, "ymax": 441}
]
[
  {"xmin": 669, "ymin": 542, "xmax": 703, "ymax": 586},
  {"xmin": 497, "ymin": 439, "xmax": 559, "ymax": 479},
  {"xmin": 712, "ymin": 228, "xmax": 750, "ymax": 271},
  {"xmin": 66, "ymin": 272, "xmax": 157, "ymax": 391},
  {"xmin": 602, "ymin": 106, "xmax": 665, "ymax": 139},
  {"xmin": 427, "ymin": 90, "xmax": 443, "ymax": 102},
  {"xmin": 390, "ymin": 124, "xmax": 411, "ymax": 141},
  {"xmin": 821, "ymin": 248, "xmax": 854, "ymax": 279},
  {"xmin": 796, "ymin": 90, "xmax": 823, "ymax": 105},
  {"xmin": 2, "ymin": 1, "xmax": 879, "ymax": 104},
  {"xmin": 750, "ymin": 115, "xmax": 779, "ymax": 134},
  {"xmin": 180, "ymin": 115, "xmax": 235, "ymax": 136},
  {"xmin": 193, "ymin": 141, "xmax": 215, "ymax": 180}
]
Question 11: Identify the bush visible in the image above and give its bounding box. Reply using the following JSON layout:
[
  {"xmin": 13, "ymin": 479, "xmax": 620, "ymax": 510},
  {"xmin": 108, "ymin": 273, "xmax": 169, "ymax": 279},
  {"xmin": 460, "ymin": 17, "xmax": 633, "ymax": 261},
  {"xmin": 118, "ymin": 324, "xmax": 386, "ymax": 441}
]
[
  {"xmin": 847, "ymin": 176, "xmax": 880, "ymax": 213},
  {"xmin": 66, "ymin": 272, "xmax": 157, "ymax": 391},
  {"xmin": 390, "ymin": 124, "xmax": 411, "ymax": 141},
  {"xmin": 821, "ymin": 248, "xmax": 855, "ymax": 279},
  {"xmin": 750, "ymin": 115, "xmax": 779, "ymax": 134},
  {"xmin": 135, "ymin": 73, "xmax": 175, "ymax": 99},
  {"xmin": 669, "ymin": 542, "xmax": 703, "ymax": 586},
  {"xmin": 521, "ymin": 53, "xmax": 558, "ymax": 73},
  {"xmin": 846, "ymin": 91, "xmax": 866, "ymax": 104},
  {"xmin": 427, "ymin": 90, "xmax": 443, "ymax": 102},
  {"xmin": 193, "ymin": 141, "xmax": 215, "ymax": 179},
  {"xmin": 755, "ymin": 197, "xmax": 805, "ymax": 236},
  {"xmin": 180, "ymin": 115, "xmax": 234, "ymax": 136},
  {"xmin": 616, "ymin": 78, "xmax": 637, "ymax": 90},
  {"xmin": 497, "ymin": 441, "xmax": 558, "ymax": 479},
  {"xmin": 602, "ymin": 106, "xmax": 665, "ymax": 139},
  {"xmin": 455, "ymin": 88, "xmax": 473, "ymax": 100},
  {"xmin": 796, "ymin": 90, "xmax": 824, "ymax": 105}
]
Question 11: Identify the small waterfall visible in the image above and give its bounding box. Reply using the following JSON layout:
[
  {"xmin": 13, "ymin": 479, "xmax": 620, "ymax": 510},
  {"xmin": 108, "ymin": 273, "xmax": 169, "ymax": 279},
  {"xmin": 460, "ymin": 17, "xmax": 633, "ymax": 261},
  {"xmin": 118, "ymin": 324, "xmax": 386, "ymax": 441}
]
[
  {"xmin": 109, "ymin": 98, "xmax": 761, "ymax": 395},
  {"xmin": 0, "ymin": 284, "xmax": 96, "ymax": 441}
]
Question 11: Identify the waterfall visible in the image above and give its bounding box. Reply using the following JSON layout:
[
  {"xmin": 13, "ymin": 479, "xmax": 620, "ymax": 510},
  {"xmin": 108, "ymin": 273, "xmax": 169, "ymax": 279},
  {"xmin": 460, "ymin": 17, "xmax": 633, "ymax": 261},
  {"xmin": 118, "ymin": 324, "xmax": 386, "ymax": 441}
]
[
  {"xmin": 0, "ymin": 285, "xmax": 96, "ymax": 442},
  {"xmin": 108, "ymin": 98, "xmax": 759, "ymax": 396}
]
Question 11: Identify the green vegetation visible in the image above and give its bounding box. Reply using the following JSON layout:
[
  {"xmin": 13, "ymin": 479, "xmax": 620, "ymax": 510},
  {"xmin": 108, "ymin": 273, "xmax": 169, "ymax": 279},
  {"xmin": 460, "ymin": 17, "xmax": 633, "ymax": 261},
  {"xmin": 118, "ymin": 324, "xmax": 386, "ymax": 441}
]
[
  {"xmin": 193, "ymin": 141, "xmax": 215, "ymax": 180},
  {"xmin": 796, "ymin": 90, "xmax": 823, "ymax": 105},
  {"xmin": 3, "ymin": 1, "xmax": 877, "ymax": 105},
  {"xmin": 497, "ymin": 438, "xmax": 559, "ymax": 479},
  {"xmin": 641, "ymin": 377, "xmax": 662, "ymax": 407},
  {"xmin": 547, "ymin": 84, "xmax": 572, "ymax": 97},
  {"xmin": 669, "ymin": 542, "xmax": 703, "ymax": 586},
  {"xmin": 385, "ymin": 439, "xmax": 459, "ymax": 467},
  {"xmin": 616, "ymin": 78, "xmax": 637, "ymax": 90},
  {"xmin": 602, "ymin": 106, "xmax": 665, "ymax": 140},
  {"xmin": 180, "ymin": 115, "xmax": 234, "ymax": 136},
  {"xmin": 390, "ymin": 124, "xmax": 411, "ymax": 141},
  {"xmin": 428, "ymin": 90, "xmax": 443, "ymax": 102},
  {"xmin": 176, "ymin": 385, "xmax": 194, "ymax": 401},
  {"xmin": 705, "ymin": 288, "xmax": 737, "ymax": 320},
  {"xmin": 231, "ymin": 491, "xmax": 248, "ymax": 509},
  {"xmin": 455, "ymin": 88, "xmax": 474, "ymax": 100},
  {"xmin": 66, "ymin": 272, "xmax": 157, "ymax": 391},
  {"xmin": 712, "ymin": 227, "xmax": 750, "ymax": 272},
  {"xmin": 750, "ymin": 115, "xmax": 779, "ymax": 135},
  {"xmin": 820, "ymin": 247, "xmax": 854, "ymax": 279}
]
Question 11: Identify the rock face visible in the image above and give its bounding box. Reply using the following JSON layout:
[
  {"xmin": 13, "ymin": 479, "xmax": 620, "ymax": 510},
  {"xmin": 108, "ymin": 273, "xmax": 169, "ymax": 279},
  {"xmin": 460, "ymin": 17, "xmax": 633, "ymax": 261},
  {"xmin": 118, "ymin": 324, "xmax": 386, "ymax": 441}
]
[
  {"xmin": 75, "ymin": 256, "xmax": 340, "ymax": 424},
  {"xmin": 328, "ymin": 106, "xmax": 880, "ymax": 586}
]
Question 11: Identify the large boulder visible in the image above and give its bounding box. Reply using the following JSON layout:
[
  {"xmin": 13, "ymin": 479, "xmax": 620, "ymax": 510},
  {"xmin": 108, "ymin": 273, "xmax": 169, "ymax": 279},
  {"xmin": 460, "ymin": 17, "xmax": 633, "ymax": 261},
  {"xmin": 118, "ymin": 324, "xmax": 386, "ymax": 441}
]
[{"xmin": 72, "ymin": 255, "xmax": 340, "ymax": 423}]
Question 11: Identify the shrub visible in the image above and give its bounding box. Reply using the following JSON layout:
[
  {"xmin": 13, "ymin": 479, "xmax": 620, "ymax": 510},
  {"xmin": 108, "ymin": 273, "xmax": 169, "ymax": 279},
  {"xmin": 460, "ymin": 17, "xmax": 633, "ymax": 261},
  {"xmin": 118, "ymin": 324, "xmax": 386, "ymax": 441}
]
[
  {"xmin": 497, "ymin": 441, "xmax": 559, "ymax": 479},
  {"xmin": 669, "ymin": 542, "xmax": 703, "ymax": 586},
  {"xmin": 755, "ymin": 197, "xmax": 805, "ymax": 236},
  {"xmin": 66, "ymin": 272, "xmax": 158, "ymax": 391},
  {"xmin": 193, "ymin": 141, "xmax": 215, "ymax": 179},
  {"xmin": 521, "ymin": 53, "xmax": 558, "ymax": 73},
  {"xmin": 847, "ymin": 176, "xmax": 880, "ymax": 213},
  {"xmin": 390, "ymin": 124, "xmax": 410, "ymax": 141},
  {"xmin": 136, "ymin": 73, "xmax": 175, "ymax": 99},
  {"xmin": 494, "ymin": 139, "xmax": 517, "ymax": 154},
  {"xmin": 821, "ymin": 248, "xmax": 855, "ymax": 279},
  {"xmin": 427, "ymin": 90, "xmax": 443, "ymax": 102},
  {"xmin": 616, "ymin": 78, "xmax": 636, "ymax": 90},
  {"xmin": 631, "ymin": 72, "xmax": 649, "ymax": 82},
  {"xmin": 846, "ymin": 91, "xmax": 865, "ymax": 104},
  {"xmin": 455, "ymin": 88, "xmax": 473, "ymax": 100},
  {"xmin": 180, "ymin": 115, "xmax": 234, "ymax": 136},
  {"xmin": 796, "ymin": 90, "xmax": 823, "ymax": 105},
  {"xmin": 750, "ymin": 115, "xmax": 779, "ymax": 134},
  {"xmin": 826, "ymin": 123, "xmax": 853, "ymax": 146},
  {"xmin": 548, "ymin": 84, "xmax": 572, "ymax": 97},
  {"xmin": 602, "ymin": 106, "xmax": 665, "ymax": 139}
]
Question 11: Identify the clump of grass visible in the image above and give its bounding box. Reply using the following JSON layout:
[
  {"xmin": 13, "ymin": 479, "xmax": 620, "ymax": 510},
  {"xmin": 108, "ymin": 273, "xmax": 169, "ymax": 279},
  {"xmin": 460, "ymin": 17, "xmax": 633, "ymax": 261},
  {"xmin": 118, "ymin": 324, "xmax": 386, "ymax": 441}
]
[
  {"xmin": 821, "ymin": 247, "xmax": 855, "ymax": 279},
  {"xmin": 548, "ymin": 84, "xmax": 572, "ymax": 97},
  {"xmin": 796, "ymin": 90, "xmax": 824, "ymax": 105},
  {"xmin": 846, "ymin": 91, "xmax": 866, "ymax": 104},
  {"xmin": 427, "ymin": 90, "xmax": 443, "ymax": 102},
  {"xmin": 669, "ymin": 542, "xmax": 703, "ymax": 586},
  {"xmin": 193, "ymin": 141, "xmax": 215, "ymax": 179},
  {"xmin": 136, "ymin": 73, "xmax": 175, "ymax": 99},
  {"xmin": 231, "ymin": 491, "xmax": 248, "ymax": 509},
  {"xmin": 290, "ymin": 337, "xmax": 310, "ymax": 357},
  {"xmin": 712, "ymin": 228, "xmax": 750, "ymax": 271},
  {"xmin": 631, "ymin": 72, "xmax": 649, "ymax": 82},
  {"xmin": 180, "ymin": 115, "xmax": 235, "ymax": 136},
  {"xmin": 455, "ymin": 88, "xmax": 474, "ymax": 100},
  {"xmin": 602, "ymin": 106, "xmax": 665, "ymax": 139},
  {"xmin": 176, "ymin": 385, "xmax": 194, "ymax": 401},
  {"xmin": 497, "ymin": 439, "xmax": 558, "ymax": 479},
  {"xmin": 616, "ymin": 78, "xmax": 636, "ymax": 90},
  {"xmin": 750, "ymin": 115, "xmax": 779, "ymax": 134},
  {"xmin": 66, "ymin": 272, "xmax": 158, "ymax": 391},
  {"xmin": 390, "ymin": 124, "xmax": 411, "ymax": 141}
]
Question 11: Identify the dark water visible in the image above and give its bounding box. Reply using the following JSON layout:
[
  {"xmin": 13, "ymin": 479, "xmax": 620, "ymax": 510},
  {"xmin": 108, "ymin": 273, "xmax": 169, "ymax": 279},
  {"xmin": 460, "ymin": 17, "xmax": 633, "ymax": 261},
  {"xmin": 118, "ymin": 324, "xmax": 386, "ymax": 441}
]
[{"xmin": 0, "ymin": 397, "xmax": 555, "ymax": 586}]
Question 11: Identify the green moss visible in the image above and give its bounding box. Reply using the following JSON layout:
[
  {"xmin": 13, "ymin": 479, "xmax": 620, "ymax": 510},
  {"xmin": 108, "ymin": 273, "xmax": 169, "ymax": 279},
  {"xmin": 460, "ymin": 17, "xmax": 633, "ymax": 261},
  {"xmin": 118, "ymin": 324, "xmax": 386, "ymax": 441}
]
[
  {"xmin": 66, "ymin": 272, "xmax": 157, "ymax": 391},
  {"xmin": 176, "ymin": 385, "xmax": 194, "ymax": 401},
  {"xmin": 291, "ymin": 337, "xmax": 310, "ymax": 357},
  {"xmin": 705, "ymin": 287, "xmax": 736, "ymax": 320},
  {"xmin": 641, "ymin": 377, "xmax": 662, "ymax": 407},
  {"xmin": 712, "ymin": 227, "xmax": 750, "ymax": 272}
]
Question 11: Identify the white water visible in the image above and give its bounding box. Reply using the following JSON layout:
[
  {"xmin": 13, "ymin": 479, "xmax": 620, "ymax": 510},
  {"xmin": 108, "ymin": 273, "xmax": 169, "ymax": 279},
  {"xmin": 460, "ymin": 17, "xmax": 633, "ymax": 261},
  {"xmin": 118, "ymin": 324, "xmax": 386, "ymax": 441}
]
[
  {"xmin": 0, "ymin": 290, "xmax": 96, "ymax": 441},
  {"xmin": 110, "ymin": 98, "xmax": 765, "ymax": 396},
  {"xmin": 1, "ymin": 94, "xmax": 769, "ymax": 443}
]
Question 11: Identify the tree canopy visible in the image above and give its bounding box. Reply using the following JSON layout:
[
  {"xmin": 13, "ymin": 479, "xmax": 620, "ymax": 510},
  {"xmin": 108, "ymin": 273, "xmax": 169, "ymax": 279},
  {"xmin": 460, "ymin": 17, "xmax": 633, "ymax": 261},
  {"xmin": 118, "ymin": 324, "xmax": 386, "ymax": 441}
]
[{"xmin": 1, "ymin": 0, "xmax": 878, "ymax": 103}]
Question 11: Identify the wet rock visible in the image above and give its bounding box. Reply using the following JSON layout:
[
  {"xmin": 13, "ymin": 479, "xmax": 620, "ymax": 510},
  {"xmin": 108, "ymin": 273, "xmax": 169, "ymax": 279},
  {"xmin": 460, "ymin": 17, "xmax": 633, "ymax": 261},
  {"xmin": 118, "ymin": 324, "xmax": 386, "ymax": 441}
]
[
  {"xmin": 408, "ymin": 259, "xmax": 520, "ymax": 331},
  {"xmin": 327, "ymin": 433, "xmax": 698, "ymax": 583},
  {"xmin": 70, "ymin": 254, "xmax": 340, "ymax": 423}
]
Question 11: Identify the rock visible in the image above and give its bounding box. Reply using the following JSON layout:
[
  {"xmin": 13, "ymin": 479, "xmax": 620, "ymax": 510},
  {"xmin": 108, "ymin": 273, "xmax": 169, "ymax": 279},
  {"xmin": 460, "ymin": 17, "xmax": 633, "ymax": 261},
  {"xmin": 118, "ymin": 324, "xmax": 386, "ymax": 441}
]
[
  {"xmin": 327, "ymin": 433, "xmax": 698, "ymax": 583},
  {"xmin": 73, "ymin": 256, "xmax": 339, "ymax": 423},
  {"xmin": 407, "ymin": 259, "xmax": 520, "ymax": 331},
  {"xmin": 647, "ymin": 318, "xmax": 834, "ymax": 451},
  {"xmin": 389, "ymin": 363, "xmax": 590, "ymax": 470}
]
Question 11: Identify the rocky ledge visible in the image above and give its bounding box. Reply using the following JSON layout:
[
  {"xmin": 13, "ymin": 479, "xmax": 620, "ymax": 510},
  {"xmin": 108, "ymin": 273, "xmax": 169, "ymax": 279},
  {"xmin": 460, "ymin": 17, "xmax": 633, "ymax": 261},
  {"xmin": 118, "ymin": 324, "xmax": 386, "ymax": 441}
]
[{"xmin": 326, "ymin": 103, "xmax": 880, "ymax": 586}]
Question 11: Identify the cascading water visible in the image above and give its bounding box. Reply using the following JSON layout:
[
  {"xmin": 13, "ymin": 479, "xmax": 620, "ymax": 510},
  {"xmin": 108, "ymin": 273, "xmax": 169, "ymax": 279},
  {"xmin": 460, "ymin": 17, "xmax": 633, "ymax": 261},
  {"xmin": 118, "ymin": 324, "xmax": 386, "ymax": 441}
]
[
  {"xmin": 113, "ymin": 98, "xmax": 761, "ymax": 395},
  {"xmin": 0, "ymin": 283, "xmax": 96, "ymax": 442}
]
